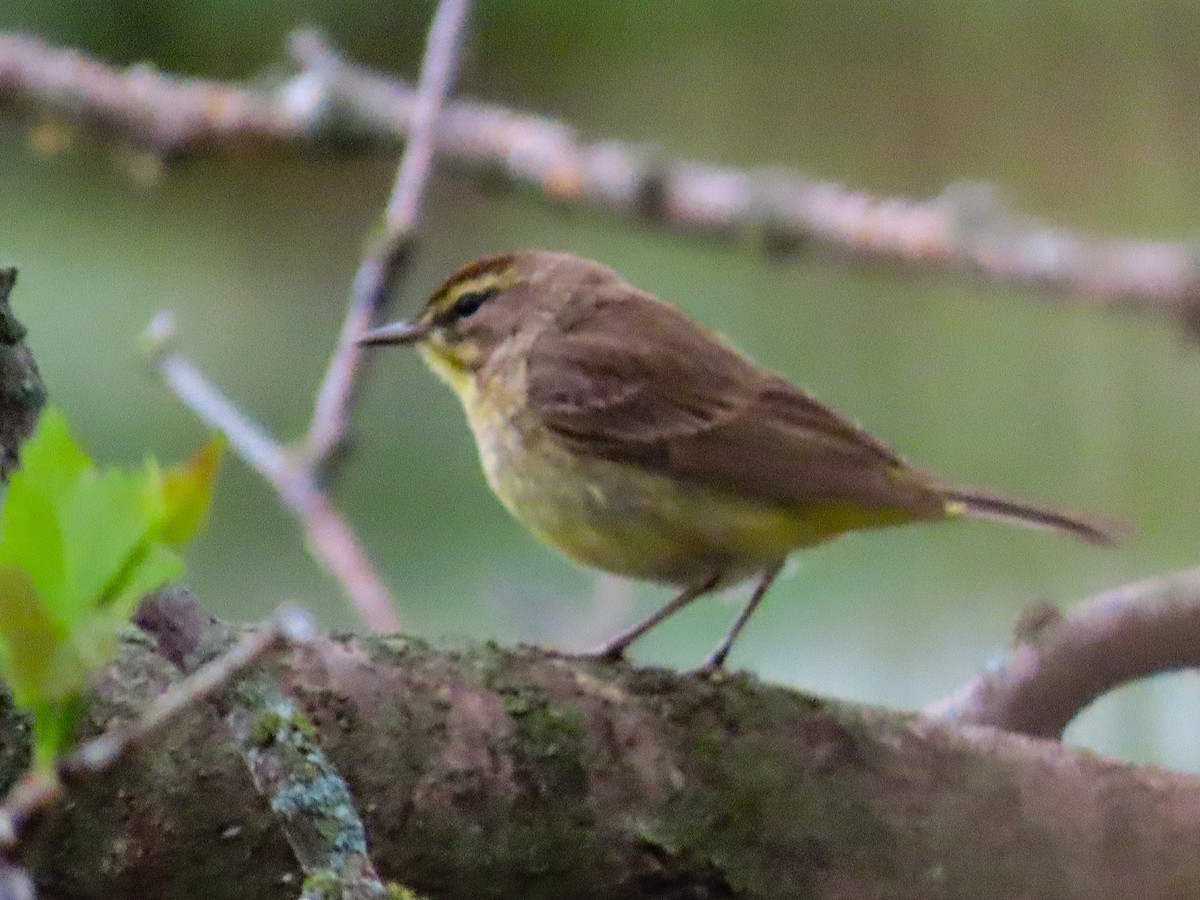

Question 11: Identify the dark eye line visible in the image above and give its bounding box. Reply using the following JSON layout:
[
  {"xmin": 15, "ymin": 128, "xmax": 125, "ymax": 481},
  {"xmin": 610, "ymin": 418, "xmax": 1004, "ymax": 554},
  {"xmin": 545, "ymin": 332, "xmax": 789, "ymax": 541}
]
[{"xmin": 445, "ymin": 287, "xmax": 497, "ymax": 323}]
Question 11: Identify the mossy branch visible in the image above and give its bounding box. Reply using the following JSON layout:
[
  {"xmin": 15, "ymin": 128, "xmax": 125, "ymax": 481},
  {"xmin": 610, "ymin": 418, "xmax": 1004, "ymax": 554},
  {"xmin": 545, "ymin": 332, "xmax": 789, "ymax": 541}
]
[{"xmin": 9, "ymin": 622, "xmax": 1200, "ymax": 900}]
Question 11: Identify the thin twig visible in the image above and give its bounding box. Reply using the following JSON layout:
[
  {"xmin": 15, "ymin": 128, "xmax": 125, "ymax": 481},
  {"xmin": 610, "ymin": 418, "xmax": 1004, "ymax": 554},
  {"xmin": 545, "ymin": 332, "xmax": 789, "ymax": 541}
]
[
  {"xmin": 0, "ymin": 860, "xmax": 32, "ymax": 900},
  {"xmin": 133, "ymin": 2, "xmax": 474, "ymax": 631},
  {"xmin": 143, "ymin": 314, "xmax": 287, "ymax": 485},
  {"xmin": 143, "ymin": 313, "xmax": 402, "ymax": 632},
  {"xmin": 0, "ymin": 603, "xmax": 316, "ymax": 849},
  {"xmin": 306, "ymin": 0, "xmax": 473, "ymax": 468},
  {"xmin": 133, "ymin": 8, "xmax": 472, "ymax": 886},
  {"xmin": 926, "ymin": 566, "xmax": 1200, "ymax": 738},
  {"xmin": 3, "ymin": 31, "xmax": 1200, "ymax": 327},
  {"xmin": 384, "ymin": 0, "xmax": 472, "ymax": 231},
  {"xmin": 72, "ymin": 603, "xmax": 316, "ymax": 772}
]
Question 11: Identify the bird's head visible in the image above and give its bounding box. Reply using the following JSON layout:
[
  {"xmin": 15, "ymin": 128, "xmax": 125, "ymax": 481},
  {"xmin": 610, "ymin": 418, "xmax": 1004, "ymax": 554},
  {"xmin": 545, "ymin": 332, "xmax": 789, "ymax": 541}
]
[{"xmin": 359, "ymin": 250, "xmax": 613, "ymax": 390}]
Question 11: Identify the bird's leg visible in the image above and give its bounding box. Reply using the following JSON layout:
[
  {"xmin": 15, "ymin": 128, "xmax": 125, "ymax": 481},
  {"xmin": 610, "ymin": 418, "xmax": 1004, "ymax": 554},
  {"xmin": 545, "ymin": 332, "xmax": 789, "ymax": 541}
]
[
  {"xmin": 699, "ymin": 562, "xmax": 784, "ymax": 673},
  {"xmin": 584, "ymin": 572, "xmax": 722, "ymax": 661}
]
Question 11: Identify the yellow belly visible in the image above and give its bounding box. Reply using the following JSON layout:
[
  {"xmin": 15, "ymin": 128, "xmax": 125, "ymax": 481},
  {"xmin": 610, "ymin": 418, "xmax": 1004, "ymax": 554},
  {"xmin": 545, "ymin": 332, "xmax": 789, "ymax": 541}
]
[{"xmin": 460, "ymin": 377, "xmax": 910, "ymax": 588}]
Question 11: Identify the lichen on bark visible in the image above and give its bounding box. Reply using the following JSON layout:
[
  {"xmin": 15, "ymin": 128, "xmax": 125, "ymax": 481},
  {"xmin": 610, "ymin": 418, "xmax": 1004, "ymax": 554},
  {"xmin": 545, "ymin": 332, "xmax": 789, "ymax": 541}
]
[{"xmin": 9, "ymin": 630, "xmax": 1200, "ymax": 899}]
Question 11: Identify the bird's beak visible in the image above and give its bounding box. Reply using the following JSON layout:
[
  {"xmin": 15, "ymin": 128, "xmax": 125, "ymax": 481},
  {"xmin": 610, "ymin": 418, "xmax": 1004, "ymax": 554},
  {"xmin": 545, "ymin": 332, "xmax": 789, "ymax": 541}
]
[{"xmin": 358, "ymin": 319, "xmax": 429, "ymax": 346}]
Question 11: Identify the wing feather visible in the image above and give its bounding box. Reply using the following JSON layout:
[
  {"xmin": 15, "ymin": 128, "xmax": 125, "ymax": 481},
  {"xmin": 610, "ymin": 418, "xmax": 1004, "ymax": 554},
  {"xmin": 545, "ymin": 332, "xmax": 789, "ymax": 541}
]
[{"xmin": 527, "ymin": 290, "xmax": 943, "ymax": 515}]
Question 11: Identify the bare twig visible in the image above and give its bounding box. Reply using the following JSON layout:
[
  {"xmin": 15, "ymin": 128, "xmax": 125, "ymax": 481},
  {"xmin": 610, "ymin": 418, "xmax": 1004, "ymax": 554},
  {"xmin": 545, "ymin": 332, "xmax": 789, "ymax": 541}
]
[
  {"xmin": 0, "ymin": 33, "xmax": 289, "ymax": 152},
  {"xmin": 3, "ymin": 31, "xmax": 1200, "ymax": 326},
  {"xmin": 73, "ymin": 603, "xmax": 316, "ymax": 773},
  {"xmin": 143, "ymin": 313, "xmax": 402, "ymax": 632},
  {"xmin": 306, "ymin": 0, "xmax": 473, "ymax": 468},
  {"xmin": 0, "ymin": 602, "xmax": 316, "ymax": 849},
  {"xmin": 0, "ymin": 861, "xmax": 32, "ymax": 900},
  {"xmin": 143, "ymin": 314, "xmax": 286, "ymax": 482},
  {"xmin": 133, "ymin": 1, "xmax": 474, "ymax": 632},
  {"xmin": 926, "ymin": 567, "xmax": 1200, "ymax": 738}
]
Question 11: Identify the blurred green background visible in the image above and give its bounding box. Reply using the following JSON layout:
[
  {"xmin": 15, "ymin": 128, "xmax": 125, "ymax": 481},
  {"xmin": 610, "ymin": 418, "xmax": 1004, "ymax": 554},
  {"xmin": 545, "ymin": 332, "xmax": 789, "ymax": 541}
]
[{"xmin": 1, "ymin": 1, "xmax": 1197, "ymax": 767}]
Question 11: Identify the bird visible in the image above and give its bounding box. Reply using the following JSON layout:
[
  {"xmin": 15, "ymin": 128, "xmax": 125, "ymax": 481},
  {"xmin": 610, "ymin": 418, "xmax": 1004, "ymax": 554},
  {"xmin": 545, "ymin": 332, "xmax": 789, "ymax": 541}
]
[{"xmin": 360, "ymin": 250, "xmax": 1117, "ymax": 671}]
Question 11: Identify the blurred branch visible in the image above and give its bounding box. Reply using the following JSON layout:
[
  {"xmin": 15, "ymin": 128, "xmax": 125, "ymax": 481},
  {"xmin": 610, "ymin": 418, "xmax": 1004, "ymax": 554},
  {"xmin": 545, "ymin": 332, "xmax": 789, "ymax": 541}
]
[
  {"xmin": 305, "ymin": 0, "xmax": 472, "ymax": 471},
  {"xmin": 2, "ymin": 32, "xmax": 1200, "ymax": 327},
  {"xmin": 133, "ymin": 0, "xmax": 473, "ymax": 631},
  {"xmin": 143, "ymin": 312, "xmax": 402, "ymax": 632},
  {"xmin": 926, "ymin": 567, "xmax": 1200, "ymax": 737}
]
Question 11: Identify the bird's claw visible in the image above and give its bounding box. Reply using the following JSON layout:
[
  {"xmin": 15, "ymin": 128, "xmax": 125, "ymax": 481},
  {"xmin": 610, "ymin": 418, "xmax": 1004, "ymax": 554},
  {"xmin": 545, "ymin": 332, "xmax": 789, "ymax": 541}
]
[{"xmin": 575, "ymin": 644, "xmax": 627, "ymax": 664}]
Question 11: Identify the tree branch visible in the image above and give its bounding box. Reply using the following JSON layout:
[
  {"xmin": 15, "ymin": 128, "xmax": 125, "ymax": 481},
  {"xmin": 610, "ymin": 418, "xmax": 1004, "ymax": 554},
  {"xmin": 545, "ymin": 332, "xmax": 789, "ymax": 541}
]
[
  {"xmin": 0, "ymin": 602, "xmax": 313, "ymax": 849},
  {"xmin": 136, "ymin": 591, "xmax": 396, "ymax": 900},
  {"xmin": 12, "ymin": 621, "xmax": 1200, "ymax": 900},
  {"xmin": 142, "ymin": 313, "xmax": 401, "ymax": 632},
  {"xmin": 2, "ymin": 32, "xmax": 1199, "ymax": 327},
  {"xmin": 0, "ymin": 270, "xmax": 44, "ymax": 480},
  {"xmin": 927, "ymin": 566, "xmax": 1200, "ymax": 737},
  {"xmin": 304, "ymin": 1, "xmax": 472, "ymax": 471},
  {"xmin": 135, "ymin": 0, "xmax": 474, "ymax": 633}
]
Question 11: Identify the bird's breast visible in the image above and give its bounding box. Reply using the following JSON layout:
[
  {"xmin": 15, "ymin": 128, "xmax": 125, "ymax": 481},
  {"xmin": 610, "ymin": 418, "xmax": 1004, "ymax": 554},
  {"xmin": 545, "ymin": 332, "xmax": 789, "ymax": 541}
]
[{"xmin": 458, "ymin": 368, "xmax": 856, "ymax": 586}]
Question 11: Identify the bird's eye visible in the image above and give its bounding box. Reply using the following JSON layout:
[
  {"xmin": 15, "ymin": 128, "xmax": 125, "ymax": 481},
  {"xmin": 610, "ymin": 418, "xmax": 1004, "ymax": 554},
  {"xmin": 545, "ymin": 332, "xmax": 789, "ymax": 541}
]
[{"xmin": 449, "ymin": 288, "xmax": 496, "ymax": 321}]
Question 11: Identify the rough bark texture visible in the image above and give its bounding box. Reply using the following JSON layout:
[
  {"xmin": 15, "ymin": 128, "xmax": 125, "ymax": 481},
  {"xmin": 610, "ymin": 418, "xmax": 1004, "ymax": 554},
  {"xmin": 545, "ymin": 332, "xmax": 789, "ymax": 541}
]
[
  {"xmin": 8, "ymin": 630, "xmax": 1200, "ymax": 900},
  {"xmin": 0, "ymin": 269, "xmax": 44, "ymax": 478}
]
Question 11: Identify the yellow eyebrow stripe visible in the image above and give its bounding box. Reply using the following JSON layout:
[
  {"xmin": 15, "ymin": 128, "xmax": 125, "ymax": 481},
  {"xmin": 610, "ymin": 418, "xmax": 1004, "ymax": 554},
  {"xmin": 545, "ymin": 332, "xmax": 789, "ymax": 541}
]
[{"xmin": 427, "ymin": 267, "xmax": 519, "ymax": 318}]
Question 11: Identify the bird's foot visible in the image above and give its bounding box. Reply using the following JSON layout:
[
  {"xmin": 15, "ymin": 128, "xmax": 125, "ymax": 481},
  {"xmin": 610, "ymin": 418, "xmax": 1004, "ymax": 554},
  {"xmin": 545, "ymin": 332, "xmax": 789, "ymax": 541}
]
[
  {"xmin": 688, "ymin": 655, "xmax": 728, "ymax": 678},
  {"xmin": 574, "ymin": 642, "xmax": 627, "ymax": 664},
  {"xmin": 691, "ymin": 642, "xmax": 733, "ymax": 676}
]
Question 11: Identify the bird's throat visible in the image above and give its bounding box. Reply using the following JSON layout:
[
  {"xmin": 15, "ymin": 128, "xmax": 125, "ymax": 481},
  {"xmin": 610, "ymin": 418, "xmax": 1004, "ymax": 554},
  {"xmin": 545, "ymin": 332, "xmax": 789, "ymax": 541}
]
[{"xmin": 417, "ymin": 342, "xmax": 476, "ymax": 396}]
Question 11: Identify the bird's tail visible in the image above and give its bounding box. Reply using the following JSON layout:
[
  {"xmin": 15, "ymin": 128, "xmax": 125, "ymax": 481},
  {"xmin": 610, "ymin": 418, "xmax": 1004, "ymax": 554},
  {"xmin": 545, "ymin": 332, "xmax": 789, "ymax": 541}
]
[{"xmin": 943, "ymin": 486, "xmax": 1126, "ymax": 546}]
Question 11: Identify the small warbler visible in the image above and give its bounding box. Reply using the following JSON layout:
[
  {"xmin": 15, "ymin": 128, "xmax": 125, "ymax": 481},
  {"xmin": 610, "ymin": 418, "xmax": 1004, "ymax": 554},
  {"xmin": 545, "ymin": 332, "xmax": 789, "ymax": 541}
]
[{"xmin": 361, "ymin": 251, "xmax": 1116, "ymax": 670}]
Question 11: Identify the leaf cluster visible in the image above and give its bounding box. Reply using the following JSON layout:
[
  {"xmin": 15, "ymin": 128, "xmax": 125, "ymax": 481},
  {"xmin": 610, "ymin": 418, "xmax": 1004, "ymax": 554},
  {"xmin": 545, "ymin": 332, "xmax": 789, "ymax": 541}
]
[{"xmin": 0, "ymin": 408, "xmax": 221, "ymax": 767}]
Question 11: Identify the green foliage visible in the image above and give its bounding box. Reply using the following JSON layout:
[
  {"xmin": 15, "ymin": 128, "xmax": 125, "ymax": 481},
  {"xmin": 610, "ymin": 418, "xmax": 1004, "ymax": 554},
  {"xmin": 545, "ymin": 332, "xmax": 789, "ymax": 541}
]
[{"xmin": 0, "ymin": 407, "xmax": 221, "ymax": 769}]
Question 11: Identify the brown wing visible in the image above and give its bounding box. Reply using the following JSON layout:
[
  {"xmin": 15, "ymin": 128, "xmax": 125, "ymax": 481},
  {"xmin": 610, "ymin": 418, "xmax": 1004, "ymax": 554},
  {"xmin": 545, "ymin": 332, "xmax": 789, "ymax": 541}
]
[{"xmin": 526, "ymin": 289, "xmax": 945, "ymax": 515}]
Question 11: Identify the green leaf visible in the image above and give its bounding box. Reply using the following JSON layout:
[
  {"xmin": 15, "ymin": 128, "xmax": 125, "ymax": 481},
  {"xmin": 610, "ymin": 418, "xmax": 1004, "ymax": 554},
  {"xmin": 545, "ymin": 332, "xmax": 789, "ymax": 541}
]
[
  {"xmin": 157, "ymin": 437, "xmax": 223, "ymax": 546},
  {"xmin": 0, "ymin": 570, "xmax": 92, "ymax": 769},
  {"xmin": 0, "ymin": 408, "xmax": 88, "ymax": 615},
  {"xmin": 28, "ymin": 695, "xmax": 86, "ymax": 772},
  {"xmin": 0, "ymin": 406, "xmax": 222, "ymax": 766},
  {"xmin": 0, "ymin": 565, "xmax": 69, "ymax": 705},
  {"xmin": 60, "ymin": 464, "xmax": 157, "ymax": 617},
  {"xmin": 8, "ymin": 407, "xmax": 89, "ymax": 502}
]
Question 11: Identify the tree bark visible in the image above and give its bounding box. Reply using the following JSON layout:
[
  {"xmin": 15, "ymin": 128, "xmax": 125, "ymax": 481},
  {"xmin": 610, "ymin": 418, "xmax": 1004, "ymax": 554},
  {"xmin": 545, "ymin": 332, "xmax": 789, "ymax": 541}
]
[{"xmin": 13, "ymin": 628, "xmax": 1200, "ymax": 900}]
